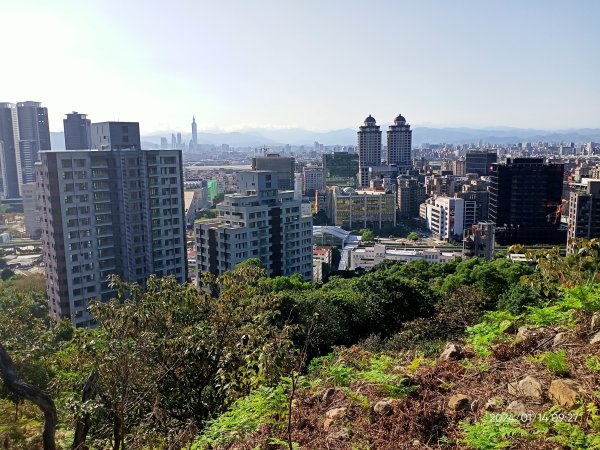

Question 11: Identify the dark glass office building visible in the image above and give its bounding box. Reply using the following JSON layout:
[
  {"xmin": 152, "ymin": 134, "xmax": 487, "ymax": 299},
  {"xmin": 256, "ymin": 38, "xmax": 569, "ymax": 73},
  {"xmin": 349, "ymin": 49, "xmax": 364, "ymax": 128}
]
[
  {"xmin": 489, "ymin": 158, "xmax": 565, "ymax": 245},
  {"xmin": 466, "ymin": 150, "xmax": 497, "ymax": 176},
  {"xmin": 323, "ymin": 152, "xmax": 358, "ymax": 188}
]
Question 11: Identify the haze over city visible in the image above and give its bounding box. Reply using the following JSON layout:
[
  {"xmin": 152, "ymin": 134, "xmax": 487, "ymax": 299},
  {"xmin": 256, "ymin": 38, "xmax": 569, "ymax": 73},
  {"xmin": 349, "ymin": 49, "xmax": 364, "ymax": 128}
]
[{"xmin": 4, "ymin": 0, "xmax": 600, "ymax": 133}]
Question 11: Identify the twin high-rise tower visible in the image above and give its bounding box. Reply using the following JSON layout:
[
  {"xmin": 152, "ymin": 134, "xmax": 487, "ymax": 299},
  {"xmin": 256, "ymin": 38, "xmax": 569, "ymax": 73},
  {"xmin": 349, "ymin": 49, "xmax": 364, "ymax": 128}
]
[{"xmin": 357, "ymin": 114, "xmax": 412, "ymax": 187}]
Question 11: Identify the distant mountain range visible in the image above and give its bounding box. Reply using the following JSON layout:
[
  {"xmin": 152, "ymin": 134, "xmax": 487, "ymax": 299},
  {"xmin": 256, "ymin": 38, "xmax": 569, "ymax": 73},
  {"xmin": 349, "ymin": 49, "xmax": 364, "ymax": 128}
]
[{"xmin": 49, "ymin": 126, "xmax": 600, "ymax": 150}]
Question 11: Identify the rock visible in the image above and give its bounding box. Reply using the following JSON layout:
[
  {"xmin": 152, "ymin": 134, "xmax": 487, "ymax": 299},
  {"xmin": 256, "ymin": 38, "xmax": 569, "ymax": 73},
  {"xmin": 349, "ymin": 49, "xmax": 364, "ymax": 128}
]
[
  {"xmin": 470, "ymin": 399, "xmax": 480, "ymax": 412},
  {"xmin": 507, "ymin": 375, "xmax": 543, "ymax": 400},
  {"xmin": 506, "ymin": 400, "xmax": 527, "ymax": 415},
  {"xmin": 323, "ymin": 418, "xmax": 334, "ymax": 430},
  {"xmin": 327, "ymin": 430, "xmax": 350, "ymax": 440},
  {"xmin": 322, "ymin": 388, "xmax": 336, "ymax": 403},
  {"xmin": 548, "ymin": 379, "xmax": 582, "ymax": 408},
  {"xmin": 373, "ymin": 399, "xmax": 394, "ymax": 416},
  {"xmin": 516, "ymin": 326, "xmax": 534, "ymax": 341},
  {"xmin": 553, "ymin": 332, "xmax": 568, "ymax": 347},
  {"xmin": 484, "ymin": 397, "xmax": 503, "ymax": 411},
  {"xmin": 325, "ymin": 407, "xmax": 346, "ymax": 420},
  {"xmin": 592, "ymin": 312, "xmax": 600, "ymax": 332},
  {"xmin": 439, "ymin": 342, "xmax": 463, "ymax": 361},
  {"xmin": 447, "ymin": 394, "xmax": 471, "ymax": 411},
  {"xmin": 590, "ymin": 331, "xmax": 600, "ymax": 345}
]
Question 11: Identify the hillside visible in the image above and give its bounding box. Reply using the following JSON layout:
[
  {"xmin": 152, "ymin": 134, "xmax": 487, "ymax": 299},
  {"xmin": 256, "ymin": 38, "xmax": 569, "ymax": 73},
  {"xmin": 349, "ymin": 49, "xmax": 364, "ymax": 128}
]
[{"xmin": 0, "ymin": 242, "xmax": 599, "ymax": 449}]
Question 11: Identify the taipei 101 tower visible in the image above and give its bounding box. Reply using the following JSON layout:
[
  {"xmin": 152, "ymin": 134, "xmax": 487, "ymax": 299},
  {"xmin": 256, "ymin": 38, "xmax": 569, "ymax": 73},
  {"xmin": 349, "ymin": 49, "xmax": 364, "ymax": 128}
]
[{"xmin": 191, "ymin": 116, "xmax": 198, "ymax": 151}]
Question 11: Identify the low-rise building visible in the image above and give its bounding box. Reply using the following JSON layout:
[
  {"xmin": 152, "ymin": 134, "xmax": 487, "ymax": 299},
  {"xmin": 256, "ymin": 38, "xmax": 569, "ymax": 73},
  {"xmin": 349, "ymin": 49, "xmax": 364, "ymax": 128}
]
[
  {"xmin": 420, "ymin": 196, "xmax": 474, "ymax": 241},
  {"xmin": 346, "ymin": 243, "xmax": 457, "ymax": 271}
]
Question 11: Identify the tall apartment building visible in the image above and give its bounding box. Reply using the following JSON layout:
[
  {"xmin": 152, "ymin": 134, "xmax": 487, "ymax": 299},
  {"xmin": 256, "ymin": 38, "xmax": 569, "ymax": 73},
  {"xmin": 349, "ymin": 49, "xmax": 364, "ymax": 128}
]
[
  {"xmin": 323, "ymin": 152, "xmax": 358, "ymax": 188},
  {"xmin": 567, "ymin": 179, "xmax": 600, "ymax": 252},
  {"xmin": 0, "ymin": 101, "xmax": 51, "ymax": 198},
  {"xmin": 489, "ymin": 158, "xmax": 564, "ymax": 245},
  {"xmin": 326, "ymin": 186, "xmax": 396, "ymax": 229},
  {"xmin": 357, "ymin": 116, "xmax": 382, "ymax": 187},
  {"xmin": 38, "ymin": 137, "xmax": 186, "ymax": 327},
  {"xmin": 251, "ymin": 153, "xmax": 295, "ymax": 190},
  {"xmin": 465, "ymin": 150, "xmax": 497, "ymax": 176},
  {"xmin": 195, "ymin": 171, "xmax": 313, "ymax": 281},
  {"xmin": 397, "ymin": 177, "xmax": 426, "ymax": 218},
  {"xmin": 64, "ymin": 112, "xmax": 91, "ymax": 150},
  {"xmin": 386, "ymin": 114, "xmax": 412, "ymax": 170}
]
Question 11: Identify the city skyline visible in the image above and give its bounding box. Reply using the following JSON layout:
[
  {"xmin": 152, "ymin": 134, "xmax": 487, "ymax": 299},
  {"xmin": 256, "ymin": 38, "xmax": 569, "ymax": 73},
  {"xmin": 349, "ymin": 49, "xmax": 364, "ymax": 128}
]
[{"xmin": 4, "ymin": 0, "xmax": 600, "ymax": 133}]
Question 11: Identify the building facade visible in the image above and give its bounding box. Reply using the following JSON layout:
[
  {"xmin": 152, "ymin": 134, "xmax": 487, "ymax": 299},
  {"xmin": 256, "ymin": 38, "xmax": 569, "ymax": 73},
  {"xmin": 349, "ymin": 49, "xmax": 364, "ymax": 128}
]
[
  {"xmin": 91, "ymin": 122, "xmax": 141, "ymax": 151},
  {"xmin": 357, "ymin": 115, "xmax": 382, "ymax": 187},
  {"xmin": 465, "ymin": 150, "xmax": 497, "ymax": 176},
  {"xmin": 386, "ymin": 114, "xmax": 412, "ymax": 170},
  {"xmin": 397, "ymin": 177, "xmax": 426, "ymax": 218},
  {"xmin": 567, "ymin": 179, "xmax": 600, "ymax": 252},
  {"xmin": 37, "ymin": 147, "xmax": 187, "ymax": 327},
  {"xmin": 251, "ymin": 154, "xmax": 295, "ymax": 190},
  {"xmin": 302, "ymin": 166, "xmax": 323, "ymax": 194},
  {"xmin": 347, "ymin": 244, "xmax": 457, "ymax": 271},
  {"xmin": 326, "ymin": 186, "xmax": 396, "ymax": 230},
  {"xmin": 323, "ymin": 152, "xmax": 358, "ymax": 188},
  {"xmin": 195, "ymin": 171, "xmax": 313, "ymax": 281},
  {"xmin": 22, "ymin": 182, "xmax": 41, "ymax": 238},
  {"xmin": 420, "ymin": 196, "xmax": 474, "ymax": 241},
  {"xmin": 489, "ymin": 158, "xmax": 564, "ymax": 245},
  {"xmin": 64, "ymin": 112, "xmax": 91, "ymax": 150}
]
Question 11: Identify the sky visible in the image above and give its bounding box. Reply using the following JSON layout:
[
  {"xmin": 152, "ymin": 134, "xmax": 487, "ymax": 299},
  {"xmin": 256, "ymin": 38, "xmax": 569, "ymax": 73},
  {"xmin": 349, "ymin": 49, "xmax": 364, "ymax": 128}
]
[{"xmin": 2, "ymin": 0, "xmax": 600, "ymax": 133}]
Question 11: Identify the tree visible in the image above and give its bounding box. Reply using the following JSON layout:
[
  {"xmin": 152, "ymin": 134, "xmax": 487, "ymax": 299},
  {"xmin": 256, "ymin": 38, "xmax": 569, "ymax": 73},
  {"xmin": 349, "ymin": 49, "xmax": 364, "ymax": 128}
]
[
  {"xmin": 407, "ymin": 231, "xmax": 419, "ymax": 241},
  {"xmin": 1, "ymin": 268, "xmax": 14, "ymax": 280},
  {"xmin": 360, "ymin": 228, "xmax": 375, "ymax": 243}
]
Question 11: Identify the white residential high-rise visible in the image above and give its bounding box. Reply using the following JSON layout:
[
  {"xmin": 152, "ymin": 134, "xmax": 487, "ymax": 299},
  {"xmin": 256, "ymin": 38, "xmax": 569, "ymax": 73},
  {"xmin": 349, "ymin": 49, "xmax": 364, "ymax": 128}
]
[
  {"xmin": 357, "ymin": 115, "xmax": 382, "ymax": 188},
  {"xmin": 420, "ymin": 196, "xmax": 474, "ymax": 241},
  {"xmin": 386, "ymin": 114, "xmax": 412, "ymax": 170},
  {"xmin": 195, "ymin": 171, "xmax": 313, "ymax": 281}
]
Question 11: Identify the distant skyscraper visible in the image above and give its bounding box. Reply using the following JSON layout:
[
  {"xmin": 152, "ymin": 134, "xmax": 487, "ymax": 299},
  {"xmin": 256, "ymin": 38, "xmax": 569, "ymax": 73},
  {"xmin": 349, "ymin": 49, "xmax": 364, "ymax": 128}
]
[
  {"xmin": 357, "ymin": 115, "xmax": 381, "ymax": 187},
  {"xmin": 63, "ymin": 112, "xmax": 91, "ymax": 150},
  {"xmin": 160, "ymin": 137, "xmax": 168, "ymax": 149},
  {"xmin": 191, "ymin": 116, "xmax": 198, "ymax": 151},
  {"xmin": 0, "ymin": 103, "xmax": 20, "ymax": 198},
  {"xmin": 323, "ymin": 152, "xmax": 359, "ymax": 188},
  {"xmin": 91, "ymin": 122, "xmax": 141, "ymax": 150},
  {"xmin": 490, "ymin": 158, "xmax": 564, "ymax": 245},
  {"xmin": 177, "ymin": 132, "xmax": 182, "ymax": 149},
  {"xmin": 0, "ymin": 101, "xmax": 50, "ymax": 198},
  {"xmin": 386, "ymin": 114, "xmax": 412, "ymax": 170},
  {"xmin": 171, "ymin": 133, "xmax": 176, "ymax": 148}
]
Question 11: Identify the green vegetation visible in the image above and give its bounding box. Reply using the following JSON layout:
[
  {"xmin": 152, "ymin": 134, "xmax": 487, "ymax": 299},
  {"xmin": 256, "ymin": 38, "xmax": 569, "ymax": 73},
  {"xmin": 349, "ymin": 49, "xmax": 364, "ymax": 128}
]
[
  {"xmin": 1, "ymin": 240, "xmax": 600, "ymax": 449},
  {"xmin": 406, "ymin": 231, "xmax": 419, "ymax": 241}
]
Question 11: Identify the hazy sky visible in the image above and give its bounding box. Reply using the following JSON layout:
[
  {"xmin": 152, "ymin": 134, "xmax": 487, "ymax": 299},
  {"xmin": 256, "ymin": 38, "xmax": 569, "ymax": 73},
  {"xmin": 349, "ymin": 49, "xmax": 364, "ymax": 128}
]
[{"xmin": 3, "ymin": 0, "xmax": 600, "ymax": 133}]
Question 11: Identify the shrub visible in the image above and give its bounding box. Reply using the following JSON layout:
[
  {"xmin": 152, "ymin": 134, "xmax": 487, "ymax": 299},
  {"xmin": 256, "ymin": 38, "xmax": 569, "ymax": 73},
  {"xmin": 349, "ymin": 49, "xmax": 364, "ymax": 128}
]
[{"xmin": 527, "ymin": 349, "xmax": 570, "ymax": 376}]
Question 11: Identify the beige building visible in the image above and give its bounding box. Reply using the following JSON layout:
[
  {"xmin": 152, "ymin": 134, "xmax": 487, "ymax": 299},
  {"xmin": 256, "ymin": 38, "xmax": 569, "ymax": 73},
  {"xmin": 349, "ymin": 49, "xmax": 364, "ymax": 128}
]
[{"xmin": 326, "ymin": 186, "xmax": 396, "ymax": 230}]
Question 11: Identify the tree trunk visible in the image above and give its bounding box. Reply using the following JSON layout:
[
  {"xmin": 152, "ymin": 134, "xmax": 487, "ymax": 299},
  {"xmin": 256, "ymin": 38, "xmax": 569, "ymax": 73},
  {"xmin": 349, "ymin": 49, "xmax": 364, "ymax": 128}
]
[
  {"xmin": 112, "ymin": 413, "xmax": 123, "ymax": 450},
  {"xmin": 71, "ymin": 369, "xmax": 98, "ymax": 450},
  {"xmin": 0, "ymin": 342, "xmax": 57, "ymax": 450}
]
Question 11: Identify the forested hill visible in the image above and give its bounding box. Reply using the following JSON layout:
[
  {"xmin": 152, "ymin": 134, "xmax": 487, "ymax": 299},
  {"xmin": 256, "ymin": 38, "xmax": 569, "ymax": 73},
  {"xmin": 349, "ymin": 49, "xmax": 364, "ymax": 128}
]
[{"xmin": 1, "ymin": 241, "xmax": 599, "ymax": 449}]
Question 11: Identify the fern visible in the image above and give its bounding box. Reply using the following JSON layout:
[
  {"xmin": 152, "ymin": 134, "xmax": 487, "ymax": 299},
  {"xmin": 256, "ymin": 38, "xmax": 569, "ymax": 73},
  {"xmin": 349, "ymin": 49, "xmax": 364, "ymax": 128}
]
[
  {"xmin": 527, "ymin": 349, "xmax": 570, "ymax": 376},
  {"xmin": 460, "ymin": 412, "xmax": 530, "ymax": 449},
  {"xmin": 466, "ymin": 311, "xmax": 519, "ymax": 356}
]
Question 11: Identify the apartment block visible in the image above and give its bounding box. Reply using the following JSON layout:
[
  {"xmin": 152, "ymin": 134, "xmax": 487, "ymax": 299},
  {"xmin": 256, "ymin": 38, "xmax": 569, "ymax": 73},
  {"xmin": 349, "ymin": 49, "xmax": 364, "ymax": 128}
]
[
  {"xmin": 195, "ymin": 171, "xmax": 313, "ymax": 281},
  {"xmin": 38, "ymin": 148, "xmax": 187, "ymax": 327},
  {"xmin": 567, "ymin": 179, "xmax": 600, "ymax": 252}
]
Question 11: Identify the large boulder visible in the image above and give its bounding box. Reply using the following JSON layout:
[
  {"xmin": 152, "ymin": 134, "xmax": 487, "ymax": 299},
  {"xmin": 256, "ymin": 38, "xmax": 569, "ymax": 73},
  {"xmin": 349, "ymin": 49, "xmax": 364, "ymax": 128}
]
[
  {"xmin": 506, "ymin": 400, "xmax": 527, "ymax": 415},
  {"xmin": 548, "ymin": 379, "xmax": 582, "ymax": 408},
  {"xmin": 507, "ymin": 375, "xmax": 543, "ymax": 401},
  {"xmin": 590, "ymin": 331, "xmax": 600, "ymax": 345}
]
